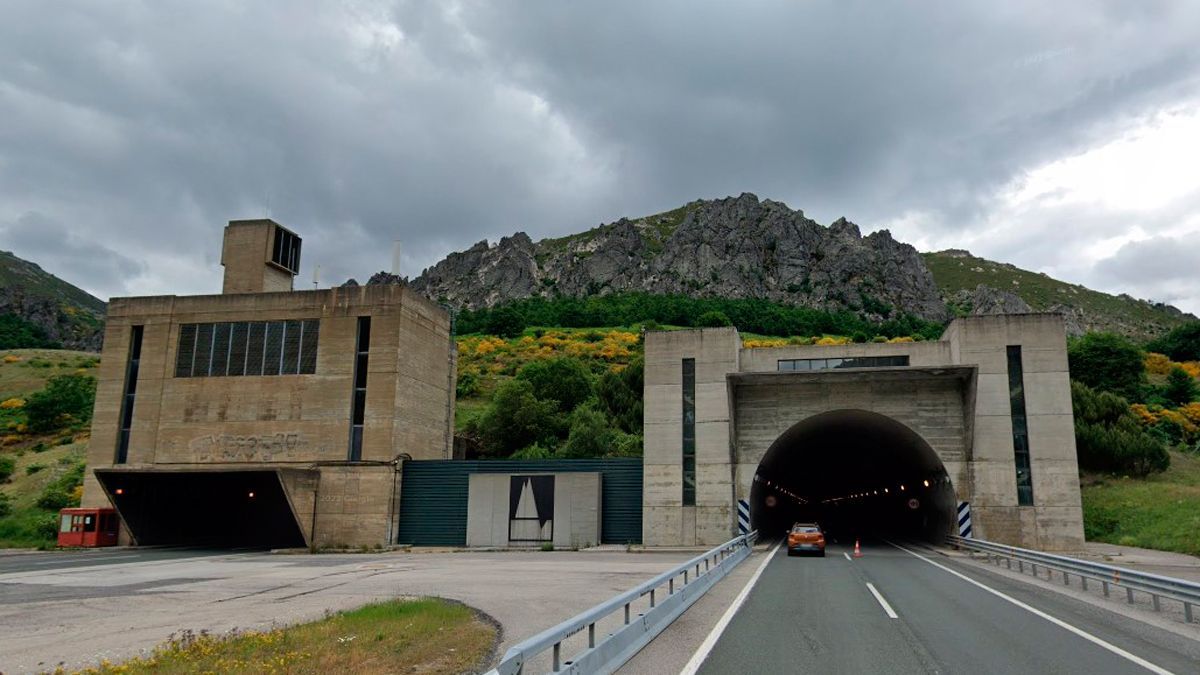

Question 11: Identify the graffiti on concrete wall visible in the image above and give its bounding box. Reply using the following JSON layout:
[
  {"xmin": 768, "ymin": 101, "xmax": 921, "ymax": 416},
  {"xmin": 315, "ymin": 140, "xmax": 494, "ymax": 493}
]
[{"xmin": 189, "ymin": 432, "xmax": 305, "ymax": 461}]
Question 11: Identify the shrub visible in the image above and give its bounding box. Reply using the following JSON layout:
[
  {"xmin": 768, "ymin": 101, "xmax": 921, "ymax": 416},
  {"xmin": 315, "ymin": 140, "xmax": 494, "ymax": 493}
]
[
  {"xmin": 36, "ymin": 487, "xmax": 72, "ymax": 510},
  {"xmin": 1068, "ymin": 333, "xmax": 1145, "ymax": 400},
  {"xmin": 26, "ymin": 464, "xmax": 45, "ymax": 475},
  {"xmin": 456, "ymin": 370, "xmax": 481, "ymax": 398},
  {"xmin": 1164, "ymin": 367, "xmax": 1198, "ymax": 406},
  {"xmin": 510, "ymin": 442, "xmax": 554, "ymax": 460},
  {"xmin": 25, "ymin": 373, "xmax": 97, "ymax": 434},
  {"xmin": 0, "ymin": 456, "xmax": 14, "ymax": 482},
  {"xmin": 1147, "ymin": 321, "xmax": 1200, "ymax": 362},
  {"xmin": 0, "ymin": 491, "xmax": 11, "ymax": 517},
  {"xmin": 0, "ymin": 313, "xmax": 62, "ymax": 349},
  {"xmin": 1072, "ymin": 381, "xmax": 1169, "ymax": 476},
  {"xmin": 516, "ymin": 357, "xmax": 593, "ymax": 414}
]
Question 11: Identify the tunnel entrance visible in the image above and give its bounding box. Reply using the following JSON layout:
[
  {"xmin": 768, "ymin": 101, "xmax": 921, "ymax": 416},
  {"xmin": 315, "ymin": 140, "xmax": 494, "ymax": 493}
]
[
  {"xmin": 749, "ymin": 410, "xmax": 956, "ymax": 543},
  {"xmin": 94, "ymin": 469, "xmax": 309, "ymax": 549}
]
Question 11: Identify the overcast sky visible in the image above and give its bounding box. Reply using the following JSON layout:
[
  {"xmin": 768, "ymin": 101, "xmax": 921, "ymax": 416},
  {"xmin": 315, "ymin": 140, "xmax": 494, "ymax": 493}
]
[{"xmin": 2, "ymin": 1, "xmax": 1198, "ymax": 314}]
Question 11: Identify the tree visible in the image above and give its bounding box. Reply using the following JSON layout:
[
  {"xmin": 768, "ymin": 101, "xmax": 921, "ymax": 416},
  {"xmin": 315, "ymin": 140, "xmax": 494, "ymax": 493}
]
[
  {"xmin": 1067, "ymin": 333, "xmax": 1145, "ymax": 400},
  {"xmin": 560, "ymin": 403, "xmax": 617, "ymax": 458},
  {"xmin": 1147, "ymin": 321, "xmax": 1200, "ymax": 362},
  {"xmin": 516, "ymin": 357, "xmax": 594, "ymax": 414},
  {"xmin": 25, "ymin": 374, "xmax": 97, "ymax": 433},
  {"xmin": 1164, "ymin": 367, "xmax": 1198, "ymax": 406},
  {"xmin": 596, "ymin": 357, "xmax": 644, "ymax": 434},
  {"xmin": 483, "ymin": 305, "xmax": 525, "ymax": 338},
  {"xmin": 696, "ymin": 311, "xmax": 732, "ymax": 328},
  {"xmin": 472, "ymin": 379, "xmax": 561, "ymax": 457}
]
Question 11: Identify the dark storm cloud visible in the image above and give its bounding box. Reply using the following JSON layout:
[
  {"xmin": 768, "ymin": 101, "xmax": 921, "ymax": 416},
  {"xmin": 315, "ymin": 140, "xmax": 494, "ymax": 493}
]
[{"xmin": 0, "ymin": 1, "xmax": 1197, "ymax": 308}]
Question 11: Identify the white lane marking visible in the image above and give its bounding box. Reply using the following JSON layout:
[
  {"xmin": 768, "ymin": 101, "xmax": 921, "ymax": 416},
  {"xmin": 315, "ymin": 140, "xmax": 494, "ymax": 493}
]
[
  {"xmin": 843, "ymin": 552, "xmax": 853, "ymax": 562},
  {"xmin": 679, "ymin": 541, "xmax": 782, "ymax": 675},
  {"xmin": 866, "ymin": 582, "xmax": 898, "ymax": 619},
  {"xmin": 887, "ymin": 541, "xmax": 1176, "ymax": 675}
]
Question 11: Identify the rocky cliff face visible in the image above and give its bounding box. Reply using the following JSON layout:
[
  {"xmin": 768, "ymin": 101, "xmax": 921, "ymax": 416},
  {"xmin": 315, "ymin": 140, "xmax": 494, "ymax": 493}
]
[
  {"xmin": 0, "ymin": 250, "xmax": 106, "ymax": 351},
  {"xmin": 412, "ymin": 193, "xmax": 949, "ymax": 321}
]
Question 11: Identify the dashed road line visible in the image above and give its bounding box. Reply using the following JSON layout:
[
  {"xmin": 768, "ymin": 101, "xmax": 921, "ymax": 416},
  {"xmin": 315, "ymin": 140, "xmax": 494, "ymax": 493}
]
[{"xmin": 865, "ymin": 582, "xmax": 898, "ymax": 619}]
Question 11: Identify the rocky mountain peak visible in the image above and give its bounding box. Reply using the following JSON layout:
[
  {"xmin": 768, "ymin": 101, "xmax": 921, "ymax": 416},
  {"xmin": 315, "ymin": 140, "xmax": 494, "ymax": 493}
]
[{"xmin": 411, "ymin": 195, "xmax": 950, "ymax": 321}]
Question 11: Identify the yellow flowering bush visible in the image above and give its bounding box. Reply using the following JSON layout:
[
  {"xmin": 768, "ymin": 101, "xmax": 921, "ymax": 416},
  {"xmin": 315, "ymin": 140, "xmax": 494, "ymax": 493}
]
[
  {"xmin": 2, "ymin": 354, "xmax": 21, "ymax": 363},
  {"xmin": 1, "ymin": 398, "xmax": 25, "ymax": 409},
  {"xmin": 1145, "ymin": 352, "xmax": 1200, "ymax": 378}
]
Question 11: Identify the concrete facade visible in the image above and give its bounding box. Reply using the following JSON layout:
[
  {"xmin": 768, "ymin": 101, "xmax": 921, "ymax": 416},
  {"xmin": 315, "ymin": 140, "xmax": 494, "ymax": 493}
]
[
  {"xmin": 83, "ymin": 220, "xmax": 455, "ymax": 548},
  {"xmin": 642, "ymin": 314, "xmax": 1085, "ymax": 550},
  {"xmin": 465, "ymin": 472, "xmax": 602, "ymax": 549}
]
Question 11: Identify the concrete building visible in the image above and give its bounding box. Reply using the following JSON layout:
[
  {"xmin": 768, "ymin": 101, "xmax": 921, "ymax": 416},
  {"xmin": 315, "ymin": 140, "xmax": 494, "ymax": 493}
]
[
  {"xmin": 642, "ymin": 314, "xmax": 1085, "ymax": 550},
  {"xmin": 81, "ymin": 219, "xmax": 456, "ymax": 548}
]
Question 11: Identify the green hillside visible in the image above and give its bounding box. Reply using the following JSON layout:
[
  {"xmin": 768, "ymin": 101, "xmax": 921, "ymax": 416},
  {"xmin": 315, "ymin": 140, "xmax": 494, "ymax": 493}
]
[
  {"xmin": 0, "ymin": 250, "xmax": 106, "ymax": 351},
  {"xmin": 0, "ymin": 349, "xmax": 98, "ymax": 548},
  {"xmin": 923, "ymin": 250, "xmax": 1191, "ymax": 341}
]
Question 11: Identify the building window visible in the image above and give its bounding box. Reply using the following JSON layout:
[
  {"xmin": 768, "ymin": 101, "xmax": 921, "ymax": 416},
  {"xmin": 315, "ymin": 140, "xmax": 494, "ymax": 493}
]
[
  {"xmin": 175, "ymin": 320, "xmax": 319, "ymax": 377},
  {"xmin": 270, "ymin": 225, "xmax": 302, "ymax": 274},
  {"xmin": 116, "ymin": 325, "xmax": 143, "ymax": 464},
  {"xmin": 349, "ymin": 316, "xmax": 371, "ymax": 461},
  {"xmin": 682, "ymin": 358, "xmax": 696, "ymax": 506},
  {"xmin": 777, "ymin": 355, "xmax": 909, "ymax": 371},
  {"xmin": 1007, "ymin": 345, "xmax": 1034, "ymax": 506}
]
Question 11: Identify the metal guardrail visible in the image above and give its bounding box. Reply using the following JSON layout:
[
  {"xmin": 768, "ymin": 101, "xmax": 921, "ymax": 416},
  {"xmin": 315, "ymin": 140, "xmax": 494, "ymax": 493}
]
[
  {"xmin": 948, "ymin": 535, "xmax": 1200, "ymax": 624},
  {"xmin": 487, "ymin": 531, "xmax": 759, "ymax": 675}
]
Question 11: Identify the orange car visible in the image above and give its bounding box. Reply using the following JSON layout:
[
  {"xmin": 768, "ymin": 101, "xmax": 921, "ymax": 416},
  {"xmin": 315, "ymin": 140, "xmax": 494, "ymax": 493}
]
[{"xmin": 787, "ymin": 523, "xmax": 826, "ymax": 557}]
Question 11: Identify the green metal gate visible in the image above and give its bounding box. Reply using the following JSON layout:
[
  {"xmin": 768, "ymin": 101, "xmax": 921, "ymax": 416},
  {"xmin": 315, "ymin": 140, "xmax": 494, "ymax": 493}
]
[{"xmin": 396, "ymin": 458, "xmax": 643, "ymax": 546}]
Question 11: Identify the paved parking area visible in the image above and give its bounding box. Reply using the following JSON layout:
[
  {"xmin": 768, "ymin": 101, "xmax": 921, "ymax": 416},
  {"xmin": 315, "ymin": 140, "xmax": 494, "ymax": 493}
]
[{"xmin": 0, "ymin": 547, "xmax": 694, "ymax": 674}]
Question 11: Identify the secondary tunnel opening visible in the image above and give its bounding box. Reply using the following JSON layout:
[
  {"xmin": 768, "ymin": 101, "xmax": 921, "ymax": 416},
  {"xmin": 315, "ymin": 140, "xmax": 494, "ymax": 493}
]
[
  {"xmin": 94, "ymin": 469, "xmax": 308, "ymax": 549},
  {"xmin": 750, "ymin": 409, "xmax": 956, "ymax": 543}
]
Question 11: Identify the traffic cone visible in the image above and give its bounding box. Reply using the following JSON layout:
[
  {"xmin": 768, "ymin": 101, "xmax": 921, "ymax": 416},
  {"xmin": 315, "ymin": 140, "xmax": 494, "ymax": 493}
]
[{"xmin": 853, "ymin": 539, "xmax": 863, "ymax": 558}]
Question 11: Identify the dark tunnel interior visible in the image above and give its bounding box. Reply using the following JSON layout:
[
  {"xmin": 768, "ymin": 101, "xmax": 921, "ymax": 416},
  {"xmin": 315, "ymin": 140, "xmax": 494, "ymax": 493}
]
[
  {"xmin": 750, "ymin": 409, "xmax": 956, "ymax": 543},
  {"xmin": 95, "ymin": 470, "xmax": 307, "ymax": 549}
]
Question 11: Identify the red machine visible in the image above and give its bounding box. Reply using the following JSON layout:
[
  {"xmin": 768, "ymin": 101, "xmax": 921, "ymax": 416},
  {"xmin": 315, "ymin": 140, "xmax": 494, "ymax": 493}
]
[{"xmin": 57, "ymin": 507, "xmax": 120, "ymax": 547}]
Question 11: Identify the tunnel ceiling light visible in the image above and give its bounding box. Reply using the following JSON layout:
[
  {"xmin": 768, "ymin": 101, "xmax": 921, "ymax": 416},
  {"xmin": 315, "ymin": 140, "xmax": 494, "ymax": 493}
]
[
  {"xmin": 924, "ymin": 479, "xmax": 930, "ymax": 487},
  {"xmin": 884, "ymin": 488, "xmax": 889, "ymax": 493},
  {"xmin": 114, "ymin": 488, "xmax": 124, "ymax": 495},
  {"xmin": 248, "ymin": 491, "xmax": 255, "ymax": 498},
  {"xmin": 900, "ymin": 485, "xmax": 905, "ymax": 491}
]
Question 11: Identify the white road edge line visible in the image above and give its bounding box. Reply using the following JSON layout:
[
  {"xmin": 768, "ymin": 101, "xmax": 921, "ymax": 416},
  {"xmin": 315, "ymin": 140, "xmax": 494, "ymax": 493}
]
[
  {"xmin": 887, "ymin": 541, "xmax": 1176, "ymax": 675},
  {"xmin": 843, "ymin": 552, "xmax": 852, "ymax": 562},
  {"xmin": 865, "ymin": 582, "xmax": 898, "ymax": 619},
  {"xmin": 678, "ymin": 540, "xmax": 782, "ymax": 675}
]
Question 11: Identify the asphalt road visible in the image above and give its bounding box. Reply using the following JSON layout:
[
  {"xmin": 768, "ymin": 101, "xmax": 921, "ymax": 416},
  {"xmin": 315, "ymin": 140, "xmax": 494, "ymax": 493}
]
[
  {"xmin": 696, "ymin": 539, "xmax": 1200, "ymax": 674},
  {"xmin": 0, "ymin": 546, "xmax": 256, "ymax": 575}
]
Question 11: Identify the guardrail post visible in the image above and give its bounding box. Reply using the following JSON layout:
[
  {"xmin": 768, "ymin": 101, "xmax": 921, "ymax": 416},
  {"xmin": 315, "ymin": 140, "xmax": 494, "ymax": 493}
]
[
  {"xmin": 1126, "ymin": 587, "xmax": 1135, "ymax": 603},
  {"xmin": 669, "ymin": 578, "xmax": 674, "ymax": 595},
  {"xmin": 1102, "ymin": 581, "xmax": 1110, "ymax": 597},
  {"xmin": 588, "ymin": 623, "xmax": 595, "ymax": 649},
  {"xmin": 1018, "ymin": 560, "xmax": 1023, "ymax": 573},
  {"xmin": 650, "ymin": 589, "xmax": 656, "ymax": 608},
  {"xmin": 553, "ymin": 642, "xmax": 561, "ymax": 672},
  {"xmin": 1152, "ymin": 595, "xmax": 1161, "ymax": 612},
  {"xmin": 624, "ymin": 602, "xmax": 630, "ymax": 625},
  {"xmin": 1063, "ymin": 572, "xmax": 1070, "ymax": 586},
  {"xmin": 1186, "ymin": 602, "xmax": 1193, "ymax": 623},
  {"xmin": 1080, "ymin": 577, "xmax": 1088, "ymax": 591}
]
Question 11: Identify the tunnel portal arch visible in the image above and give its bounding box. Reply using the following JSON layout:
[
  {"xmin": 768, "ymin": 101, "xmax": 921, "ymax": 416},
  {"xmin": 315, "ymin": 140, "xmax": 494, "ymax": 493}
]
[{"xmin": 748, "ymin": 409, "xmax": 957, "ymax": 540}]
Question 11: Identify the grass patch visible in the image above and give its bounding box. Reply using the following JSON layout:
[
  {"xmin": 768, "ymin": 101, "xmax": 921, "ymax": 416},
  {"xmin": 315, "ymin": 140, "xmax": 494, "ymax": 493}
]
[
  {"xmin": 68, "ymin": 598, "xmax": 497, "ymax": 674},
  {"xmin": 0, "ymin": 440, "xmax": 86, "ymax": 548},
  {"xmin": 0, "ymin": 349, "xmax": 98, "ymax": 402},
  {"xmin": 1082, "ymin": 450, "xmax": 1200, "ymax": 555}
]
